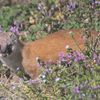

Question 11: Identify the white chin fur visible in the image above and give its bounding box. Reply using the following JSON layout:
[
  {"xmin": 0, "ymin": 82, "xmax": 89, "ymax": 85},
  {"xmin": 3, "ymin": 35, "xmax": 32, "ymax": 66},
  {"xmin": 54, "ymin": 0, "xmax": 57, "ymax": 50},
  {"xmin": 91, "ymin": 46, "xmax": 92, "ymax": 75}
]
[{"xmin": 0, "ymin": 54, "xmax": 2, "ymax": 57}]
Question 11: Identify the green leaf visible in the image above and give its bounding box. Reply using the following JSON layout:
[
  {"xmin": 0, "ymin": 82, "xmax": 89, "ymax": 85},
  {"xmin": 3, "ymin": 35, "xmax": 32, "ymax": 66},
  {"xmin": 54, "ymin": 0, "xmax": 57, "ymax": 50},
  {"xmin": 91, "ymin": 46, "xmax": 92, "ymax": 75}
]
[
  {"xmin": 91, "ymin": 36, "xmax": 93, "ymax": 46},
  {"xmin": 69, "ymin": 32, "xmax": 74, "ymax": 37},
  {"xmin": 0, "ymin": 66, "xmax": 2, "ymax": 71}
]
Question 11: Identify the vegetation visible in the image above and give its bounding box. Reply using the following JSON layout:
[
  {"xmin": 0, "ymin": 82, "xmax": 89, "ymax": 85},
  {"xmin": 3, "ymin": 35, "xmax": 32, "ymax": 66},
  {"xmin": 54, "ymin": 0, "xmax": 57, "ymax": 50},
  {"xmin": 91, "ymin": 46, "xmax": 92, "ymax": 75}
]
[{"xmin": 0, "ymin": 0, "xmax": 100, "ymax": 99}]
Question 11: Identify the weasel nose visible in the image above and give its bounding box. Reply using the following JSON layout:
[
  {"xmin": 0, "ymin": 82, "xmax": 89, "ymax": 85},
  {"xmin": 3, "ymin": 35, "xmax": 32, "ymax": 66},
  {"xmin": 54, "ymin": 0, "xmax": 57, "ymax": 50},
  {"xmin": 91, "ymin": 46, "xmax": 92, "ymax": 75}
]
[{"xmin": 1, "ymin": 44, "xmax": 7, "ymax": 53}]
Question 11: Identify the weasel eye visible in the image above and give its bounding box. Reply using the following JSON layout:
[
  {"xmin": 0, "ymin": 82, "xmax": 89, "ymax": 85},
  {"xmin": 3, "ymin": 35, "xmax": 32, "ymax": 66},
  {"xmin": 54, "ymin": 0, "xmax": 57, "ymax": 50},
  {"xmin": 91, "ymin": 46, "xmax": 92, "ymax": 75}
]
[{"xmin": 7, "ymin": 44, "xmax": 12, "ymax": 49}]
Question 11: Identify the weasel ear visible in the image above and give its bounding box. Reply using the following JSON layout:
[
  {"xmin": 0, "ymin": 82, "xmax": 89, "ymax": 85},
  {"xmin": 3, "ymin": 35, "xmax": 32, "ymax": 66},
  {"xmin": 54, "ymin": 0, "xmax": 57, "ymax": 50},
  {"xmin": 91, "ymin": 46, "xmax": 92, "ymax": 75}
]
[{"xmin": 8, "ymin": 33, "xmax": 18, "ymax": 43}]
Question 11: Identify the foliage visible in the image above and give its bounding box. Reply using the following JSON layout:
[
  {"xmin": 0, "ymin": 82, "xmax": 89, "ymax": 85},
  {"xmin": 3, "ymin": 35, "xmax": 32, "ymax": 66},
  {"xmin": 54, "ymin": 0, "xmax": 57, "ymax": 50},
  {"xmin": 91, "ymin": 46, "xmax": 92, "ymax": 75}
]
[{"xmin": 0, "ymin": 0, "xmax": 100, "ymax": 99}]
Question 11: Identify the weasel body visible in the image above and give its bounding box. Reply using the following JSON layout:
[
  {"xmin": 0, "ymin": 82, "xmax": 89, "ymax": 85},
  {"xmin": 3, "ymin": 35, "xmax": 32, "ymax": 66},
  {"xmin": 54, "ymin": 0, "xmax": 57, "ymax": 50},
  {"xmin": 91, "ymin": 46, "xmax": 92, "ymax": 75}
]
[{"xmin": 0, "ymin": 29, "xmax": 99, "ymax": 79}]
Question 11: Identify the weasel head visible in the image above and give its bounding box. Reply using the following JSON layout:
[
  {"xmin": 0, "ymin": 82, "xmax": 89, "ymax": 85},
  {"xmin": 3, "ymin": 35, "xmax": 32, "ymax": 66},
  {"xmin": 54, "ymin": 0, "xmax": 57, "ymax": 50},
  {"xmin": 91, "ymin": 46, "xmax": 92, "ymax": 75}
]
[{"xmin": 0, "ymin": 32, "xmax": 18, "ymax": 57}]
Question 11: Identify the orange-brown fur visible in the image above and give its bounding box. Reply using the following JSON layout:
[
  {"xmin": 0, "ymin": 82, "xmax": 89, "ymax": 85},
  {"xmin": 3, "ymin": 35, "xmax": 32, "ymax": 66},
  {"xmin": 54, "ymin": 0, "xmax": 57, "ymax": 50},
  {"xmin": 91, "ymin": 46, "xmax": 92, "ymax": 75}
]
[{"xmin": 0, "ymin": 29, "xmax": 99, "ymax": 79}]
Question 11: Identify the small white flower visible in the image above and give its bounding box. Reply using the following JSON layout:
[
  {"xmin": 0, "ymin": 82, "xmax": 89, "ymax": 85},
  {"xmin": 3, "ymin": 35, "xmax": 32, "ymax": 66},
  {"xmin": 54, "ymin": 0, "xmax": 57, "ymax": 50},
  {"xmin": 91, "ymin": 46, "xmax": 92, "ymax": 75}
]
[
  {"xmin": 82, "ymin": 94, "xmax": 85, "ymax": 96},
  {"xmin": 43, "ymin": 79, "xmax": 46, "ymax": 82},
  {"xmin": 49, "ymin": 68, "xmax": 51, "ymax": 70},
  {"xmin": 13, "ymin": 86, "xmax": 16, "ymax": 89},
  {"xmin": 0, "ymin": 81, "xmax": 2, "ymax": 84},
  {"xmin": 66, "ymin": 83, "xmax": 70, "ymax": 86},
  {"xmin": 65, "ymin": 45, "xmax": 69, "ymax": 49},
  {"xmin": 55, "ymin": 77, "xmax": 60, "ymax": 82},
  {"xmin": 69, "ymin": 31, "xmax": 72, "ymax": 34},
  {"xmin": 12, "ymin": 81, "xmax": 15, "ymax": 84},
  {"xmin": 42, "ymin": 74, "xmax": 46, "ymax": 78},
  {"xmin": 38, "ymin": 74, "xmax": 41, "ymax": 77},
  {"xmin": 61, "ymin": 69, "xmax": 63, "ymax": 71},
  {"xmin": 16, "ymin": 67, "xmax": 19, "ymax": 70},
  {"xmin": 84, "ymin": 18, "xmax": 89, "ymax": 23},
  {"xmin": 36, "ymin": 56, "xmax": 38, "ymax": 60},
  {"xmin": 44, "ymin": 69, "xmax": 47, "ymax": 71}
]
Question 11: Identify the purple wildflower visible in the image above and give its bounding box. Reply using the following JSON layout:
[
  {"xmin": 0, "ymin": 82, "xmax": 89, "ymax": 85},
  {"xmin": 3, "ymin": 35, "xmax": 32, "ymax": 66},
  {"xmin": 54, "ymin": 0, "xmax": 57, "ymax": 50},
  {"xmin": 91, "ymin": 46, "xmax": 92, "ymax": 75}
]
[
  {"xmin": 94, "ymin": 86, "xmax": 97, "ymax": 89},
  {"xmin": 49, "ymin": 12, "xmax": 51, "ymax": 18},
  {"xmin": 91, "ymin": 68, "xmax": 94, "ymax": 74},
  {"xmin": 14, "ymin": 20, "xmax": 19, "ymax": 27},
  {"xmin": 34, "ymin": 79, "xmax": 38, "ymax": 83},
  {"xmin": 83, "ymin": 14, "xmax": 86, "ymax": 17},
  {"xmin": 68, "ymin": 60, "xmax": 72, "ymax": 64},
  {"xmin": 44, "ymin": 61, "xmax": 48, "ymax": 68},
  {"xmin": 73, "ymin": 86, "xmax": 79, "ymax": 93},
  {"xmin": 38, "ymin": 6, "xmax": 41, "ymax": 10},
  {"xmin": 86, "ymin": 27, "xmax": 88, "ymax": 30},
  {"xmin": 73, "ymin": 52, "xmax": 77, "ymax": 56},
  {"xmin": 51, "ymin": 6, "xmax": 54, "ymax": 10},
  {"xmin": 94, "ymin": 9, "xmax": 97, "ymax": 15},
  {"xmin": 94, "ymin": 94, "xmax": 96, "ymax": 98},
  {"xmin": 57, "ymin": 60, "xmax": 60, "ymax": 66},
  {"xmin": 85, "ymin": 80, "xmax": 88, "ymax": 84},
  {"xmin": 67, "ymin": 5, "xmax": 71, "ymax": 11},
  {"xmin": 24, "ymin": 0, "xmax": 29, "ymax": 2},
  {"xmin": 99, "ymin": 1, "xmax": 100, "ymax": 4},
  {"xmin": 81, "ymin": 55, "xmax": 86, "ymax": 60},
  {"xmin": 0, "ymin": 25, "xmax": 2, "ymax": 29},
  {"xmin": 19, "ymin": 77, "xmax": 24, "ymax": 81},
  {"xmin": 41, "ymin": 0, "xmax": 45, "ymax": 6},
  {"xmin": 50, "ymin": 69, "xmax": 53, "ymax": 73},
  {"xmin": 38, "ymin": 3, "xmax": 42, "ymax": 10},
  {"xmin": 42, "ymin": 10, "xmax": 45, "ymax": 15},
  {"xmin": 98, "ymin": 55, "xmax": 100, "ymax": 64},
  {"xmin": 71, "ymin": 2, "xmax": 75, "ymax": 8},
  {"xmin": 67, "ymin": 53, "xmax": 72, "ymax": 59},
  {"xmin": 92, "ymin": 1, "xmax": 95, "ymax": 8},
  {"xmin": 89, "ymin": 94, "xmax": 91, "ymax": 98},
  {"xmin": 98, "ymin": 85, "xmax": 100, "ymax": 88},
  {"xmin": 58, "ymin": 53, "xmax": 62, "ymax": 60},
  {"xmin": 21, "ymin": 23, "xmax": 23, "ymax": 29},
  {"xmin": 93, "ymin": 54, "xmax": 97, "ymax": 60},
  {"xmin": 74, "ymin": 57, "xmax": 79, "ymax": 62},
  {"xmin": 83, "ymin": 37, "xmax": 87, "ymax": 42},
  {"xmin": 85, "ymin": 65, "xmax": 87, "ymax": 68},
  {"xmin": 29, "ymin": 78, "xmax": 33, "ymax": 84},
  {"xmin": 98, "ymin": 59, "xmax": 100, "ymax": 64},
  {"xmin": 73, "ymin": 88, "xmax": 76, "ymax": 93},
  {"xmin": 95, "ymin": 0, "xmax": 97, "ymax": 3},
  {"xmin": 79, "ymin": 94, "xmax": 83, "ymax": 99},
  {"xmin": 48, "ymin": 59, "xmax": 52, "ymax": 65},
  {"xmin": 15, "ymin": 27, "xmax": 19, "ymax": 34},
  {"xmin": 0, "ymin": 30, "xmax": 2, "ymax": 33},
  {"xmin": 37, "ymin": 63, "xmax": 40, "ymax": 67},
  {"xmin": 80, "ymin": 84, "xmax": 84, "ymax": 88},
  {"xmin": 10, "ymin": 26, "xmax": 16, "ymax": 33},
  {"xmin": 76, "ymin": 86, "xmax": 79, "ymax": 93},
  {"xmin": 39, "ymin": 3, "xmax": 42, "ymax": 7},
  {"xmin": 42, "ymin": 15, "xmax": 44, "ymax": 19}
]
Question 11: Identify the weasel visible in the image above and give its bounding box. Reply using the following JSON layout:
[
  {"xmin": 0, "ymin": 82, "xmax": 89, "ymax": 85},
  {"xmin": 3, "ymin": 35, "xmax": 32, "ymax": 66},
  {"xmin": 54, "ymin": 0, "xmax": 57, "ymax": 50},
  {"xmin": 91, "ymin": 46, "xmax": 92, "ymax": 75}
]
[{"xmin": 0, "ymin": 29, "xmax": 99, "ymax": 79}]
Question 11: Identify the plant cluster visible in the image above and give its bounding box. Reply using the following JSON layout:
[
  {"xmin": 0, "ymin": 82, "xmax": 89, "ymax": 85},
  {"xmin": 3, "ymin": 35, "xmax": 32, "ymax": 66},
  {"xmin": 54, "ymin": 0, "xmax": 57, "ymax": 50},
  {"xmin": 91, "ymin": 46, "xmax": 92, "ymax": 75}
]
[{"xmin": 0, "ymin": 0, "xmax": 100, "ymax": 100}]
